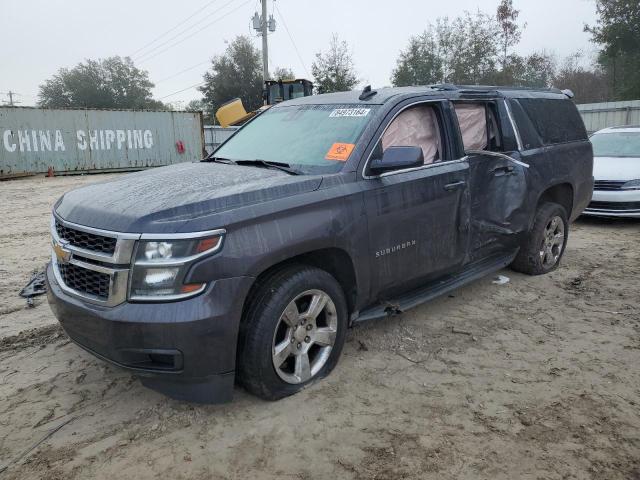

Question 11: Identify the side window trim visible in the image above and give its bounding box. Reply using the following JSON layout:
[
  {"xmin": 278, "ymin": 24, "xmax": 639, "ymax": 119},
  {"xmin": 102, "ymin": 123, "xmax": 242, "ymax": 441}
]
[
  {"xmin": 361, "ymin": 99, "xmax": 453, "ymax": 179},
  {"xmin": 503, "ymin": 99, "xmax": 524, "ymax": 151}
]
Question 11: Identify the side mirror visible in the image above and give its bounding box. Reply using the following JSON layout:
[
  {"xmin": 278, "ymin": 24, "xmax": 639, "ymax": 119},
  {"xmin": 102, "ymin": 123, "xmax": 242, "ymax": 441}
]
[{"xmin": 368, "ymin": 146, "xmax": 424, "ymax": 176}]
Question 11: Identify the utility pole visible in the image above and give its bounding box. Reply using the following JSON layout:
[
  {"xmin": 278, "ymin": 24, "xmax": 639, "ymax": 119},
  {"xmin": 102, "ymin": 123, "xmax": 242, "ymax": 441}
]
[
  {"xmin": 1, "ymin": 90, "xmax": 21, "ymax": 106},
  {"xmin": 252, "ymin": 0, "xmax": 276, "ymax": 82},
  {"xmin": 261, "ymin": 0, "xmax": 269, "ymax": 82}
]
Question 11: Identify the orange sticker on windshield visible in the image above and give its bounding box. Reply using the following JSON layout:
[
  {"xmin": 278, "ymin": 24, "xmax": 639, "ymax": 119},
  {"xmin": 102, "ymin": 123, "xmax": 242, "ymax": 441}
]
[{"xmin": 325, "ymin": 143, "xmax": 355, "ymax": 162}]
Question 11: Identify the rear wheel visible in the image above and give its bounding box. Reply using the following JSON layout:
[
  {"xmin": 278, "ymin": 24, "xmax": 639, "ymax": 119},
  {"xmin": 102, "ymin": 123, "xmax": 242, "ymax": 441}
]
[
  {"xmin": 237, "ymin": 265, "xmax": 348, "ymax": 400},
  {"xmin": 511, "ymin": 202, "xmax": 568, "ymax": 275}
]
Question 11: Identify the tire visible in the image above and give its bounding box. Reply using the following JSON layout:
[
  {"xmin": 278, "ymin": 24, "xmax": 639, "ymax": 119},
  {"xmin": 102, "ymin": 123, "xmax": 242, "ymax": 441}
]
[
  {"xmin": 237, "ymin": 265, "xmax": 348, "ymax": 400},
  {"xmin": 510, "ymin": 202, "xmax": 569, "ymax": 276}
]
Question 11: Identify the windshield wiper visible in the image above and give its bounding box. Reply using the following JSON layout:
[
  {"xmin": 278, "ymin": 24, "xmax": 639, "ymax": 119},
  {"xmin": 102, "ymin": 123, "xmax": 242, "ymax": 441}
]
[
  {"xmin": 204, "ymin": 156, "xmax": 237, "ymax": 164},
  {"xmin": 235, "ymin": 159, "xmax": 302, "ymax": 175}
]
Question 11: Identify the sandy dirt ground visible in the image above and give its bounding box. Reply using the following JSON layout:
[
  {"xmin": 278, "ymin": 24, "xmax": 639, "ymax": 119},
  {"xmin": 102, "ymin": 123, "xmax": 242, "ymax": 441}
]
[{"xmin": 0, "ymin": 174, "xmax": 639, "ymax": 480}]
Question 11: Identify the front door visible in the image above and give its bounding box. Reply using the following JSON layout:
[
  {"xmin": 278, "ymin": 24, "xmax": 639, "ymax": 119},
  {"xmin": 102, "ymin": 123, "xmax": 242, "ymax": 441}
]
[{"xmin": 362, "ymin": 100, "xmax": 470, "ymax": 298}]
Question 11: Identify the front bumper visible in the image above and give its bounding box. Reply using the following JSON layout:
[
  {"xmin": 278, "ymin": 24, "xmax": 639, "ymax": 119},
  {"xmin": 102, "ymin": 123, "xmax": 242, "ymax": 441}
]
[
  {"xmin": 583, "ymin": 188, "xmax": 640, "ymax": 218},
  {"xmin": 46, "ymin": 262, "xmax": 254, "ymax": 403}
]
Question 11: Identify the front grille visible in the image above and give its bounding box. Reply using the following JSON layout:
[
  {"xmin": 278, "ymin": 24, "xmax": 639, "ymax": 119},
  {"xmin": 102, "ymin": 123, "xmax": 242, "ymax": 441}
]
[
  {"xmin": 593, "ymin": 180, "xmax": 626, "ymax": 191},
  {"xmin": 55, "ymin": 221, "xmax": 117, "ymax": 255},
  {"xmin": 58, "ymin": 263, "xmax": 110, "ymax": 299},
  {"xmin": 587, "ymin": 201, "xmax": 640, "ymax": 211}
]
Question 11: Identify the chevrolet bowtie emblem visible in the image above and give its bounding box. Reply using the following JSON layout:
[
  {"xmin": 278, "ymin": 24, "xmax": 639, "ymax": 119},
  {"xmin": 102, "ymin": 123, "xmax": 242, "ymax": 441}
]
[{"xmin": 53, "ymin": 240, "xmax": 71, "ymax": 263}]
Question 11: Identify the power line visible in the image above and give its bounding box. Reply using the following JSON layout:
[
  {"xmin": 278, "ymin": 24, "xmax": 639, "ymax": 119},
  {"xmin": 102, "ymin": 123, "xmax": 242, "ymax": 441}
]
[
  {"xmin": 274, "ymin": 3, "xmax": 311, "ymax": 78},
  {"xmin": 158, "ymin": 81, "xmax": 207, "ymax": 100},
  {"xmin": 155, "ymin": 60, "xmax": 211, "ymax": 84},
  {"xmin": 129, "ymin": 0, "xmax": 221, "ymax": 58},
  {"xmin": 136, "ymin": 0, "xmax": 251, "ymax": 64},
  {"xmin": 134, "ymin": 0, "xmax": 237, "ymax": 62}
]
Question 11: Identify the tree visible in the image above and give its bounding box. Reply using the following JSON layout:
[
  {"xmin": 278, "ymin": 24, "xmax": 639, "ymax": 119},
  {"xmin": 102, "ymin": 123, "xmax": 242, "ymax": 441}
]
[
  {"xmin": 585, "ymin": 0, "xmax": 640, "ymax": 100},
  {"xmin": 185, "ymin": 99, "xmax": 205, "ymax": 112},
  {"xmin": 446, "ymin": 11, "xmax": 501, "ymax": 84},
  {"xmin": 199, "ymin": 36, "xmax": 263, "ymax": 114},
  {"xmin": 553, "ymin": 52, "xmax": 610, "ymax": 103},
  {"xmin": 311, "ymin": 34, "xmax": 358, "ymax": 94},
  {"xmin": 272, "ymin": 67, "xmax": 296, "ymax": 81},
  {"xmin": 509, "ymin": 51, "xmax": 556, "ymax": 87},
  {"xmin": 392, "ymin": 12, "xmax": 500, "ymax": 86},
  {"xmin": 496, "ymin": 0, "xmax": 525, "ymax": 70},
  {"xmin": 38, "ymin": 56, "xmax": 163, "ymax": 109},
  {"xmin": 392, "ymin": 29, "xmax": 443, "ymax": 86}
]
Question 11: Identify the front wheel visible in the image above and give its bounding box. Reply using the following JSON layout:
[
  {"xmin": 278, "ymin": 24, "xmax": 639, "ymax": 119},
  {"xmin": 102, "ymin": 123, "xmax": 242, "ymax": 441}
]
[
  {"xmin": 511, "ymin": 202, "xmax": 569, "ymax": 275},
  {"xmin": 237, "ymin": 265, "xmax": 348, "ymax": 400}
]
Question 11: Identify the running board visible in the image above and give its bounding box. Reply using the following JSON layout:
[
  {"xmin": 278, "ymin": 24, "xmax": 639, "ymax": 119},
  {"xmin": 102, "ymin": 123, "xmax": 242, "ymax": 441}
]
[{"xmin": 353, "ymin": 250, "xmax": 518, "ymax": 324}]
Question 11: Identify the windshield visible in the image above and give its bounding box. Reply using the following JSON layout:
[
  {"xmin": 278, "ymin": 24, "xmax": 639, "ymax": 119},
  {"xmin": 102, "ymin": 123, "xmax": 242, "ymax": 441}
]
[
  {"xmin": 591, "ymin": 132, "xmax": 640, "ymax": 158},
  {"xmin": 269, "ymin": 83, "xmax": 306, "ymax": 102},
  {"xmin": 212, "ymin": 104, "xmax": 377, "ymax": 174}
]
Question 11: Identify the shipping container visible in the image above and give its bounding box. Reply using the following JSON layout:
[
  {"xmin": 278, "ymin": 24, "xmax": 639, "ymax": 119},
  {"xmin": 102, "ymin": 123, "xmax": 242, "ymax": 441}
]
[
  {"xmin": 204, "ymin": 125, "xmax": 238, "ymax": 155},
  {"xmin": 577, "ymin": 100, "xmax": 640, "ymax": 134},
  {"xmin": 0, "ymin": 106, "xmax": 204, "ymax": 179}
]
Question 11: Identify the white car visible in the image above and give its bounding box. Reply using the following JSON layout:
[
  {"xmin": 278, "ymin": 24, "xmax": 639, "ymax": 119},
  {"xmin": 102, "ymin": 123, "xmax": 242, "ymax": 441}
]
[{"xmin": 584, "ymin": 126, "xmax": 640, "ymax": 218}]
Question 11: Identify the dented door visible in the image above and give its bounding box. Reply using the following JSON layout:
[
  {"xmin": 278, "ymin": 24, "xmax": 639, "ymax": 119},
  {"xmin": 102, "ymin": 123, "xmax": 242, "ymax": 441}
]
[{"xmin": 466, "ymin": 153, "xmax": 528, "ymax": 260}]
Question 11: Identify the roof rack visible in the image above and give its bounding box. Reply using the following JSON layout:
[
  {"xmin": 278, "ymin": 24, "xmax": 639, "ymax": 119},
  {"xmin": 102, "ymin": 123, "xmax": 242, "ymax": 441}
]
[{"xmin": 429, "ymin": 84, "xmax": 458, "ymax": 91}]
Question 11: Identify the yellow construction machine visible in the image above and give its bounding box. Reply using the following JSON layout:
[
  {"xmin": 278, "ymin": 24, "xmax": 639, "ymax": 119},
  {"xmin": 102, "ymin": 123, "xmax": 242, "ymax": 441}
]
[{"xmin": 216, "ymin": 78, "xmax": 313, "ymax": 128}]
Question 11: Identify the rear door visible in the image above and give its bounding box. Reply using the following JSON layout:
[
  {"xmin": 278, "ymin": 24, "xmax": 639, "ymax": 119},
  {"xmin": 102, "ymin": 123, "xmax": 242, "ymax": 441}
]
[
  {"xmin": 361, "ymin": 99, "xmax": 470, "ymax": 298},
  {"xmin": 453, "ymin": 99, "xmax": 529, "ymax": 261}
]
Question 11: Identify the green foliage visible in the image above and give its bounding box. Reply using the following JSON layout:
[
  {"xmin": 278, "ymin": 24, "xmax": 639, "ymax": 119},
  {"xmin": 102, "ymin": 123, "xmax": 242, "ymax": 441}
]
[
  {"xmin": 199, "ymin": 36, "xmax": 264, "ymax": 114},
  {"xmin": 311, "ymin": 34, "xmax": 359, "ymax": 94},
  {"xmin": 184, "ymin": 99, "xmax": 205, "ymax": 112},
  {"xmin": 393, "ymin": 11, "xmax": 507, "ymax": 86},
  {"xmin": 553, "ymin": 52, "xmax": 610, "ymax": 103},
  {"xmin": 586, "ymin": 0, "xmax": 640, "ymax": 100},
  {"xmin": 38, "ymin": 56, "xmax": 162, "ymax": 109},
  {"xmin": 391, "ymin": 29, "xmax": 442, "ymax": 86},
  {"xmin": 496, "ymin": 0, "xmax": 525, "ymax": 69},
  {"xmin": 272, "ymin": 67, "xmax": 296, "ymax": 81},
  {"xmin": 391, "ymin": 0, "xmax": 610, "ymax": 103}
]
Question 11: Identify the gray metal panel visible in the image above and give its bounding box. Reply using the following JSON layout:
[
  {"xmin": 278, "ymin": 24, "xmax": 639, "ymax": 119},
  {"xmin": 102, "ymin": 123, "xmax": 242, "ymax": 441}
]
[
  {"xmin": 577, "ymin": 100, "xmax": 640, "ymax": 133},
  {"xmin": 203, "ymin": 126, "xmax": 238, "ymax": 154},
  {"xmin": 0, "ymin": 107, "xmax": 203, "ymax": 178}
]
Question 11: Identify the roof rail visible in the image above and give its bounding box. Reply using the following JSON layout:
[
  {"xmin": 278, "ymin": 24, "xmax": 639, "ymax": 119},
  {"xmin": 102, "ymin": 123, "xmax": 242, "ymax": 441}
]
[{"xmin": 429, "ymin": 84, "xmax": 458, "ymax": 91}]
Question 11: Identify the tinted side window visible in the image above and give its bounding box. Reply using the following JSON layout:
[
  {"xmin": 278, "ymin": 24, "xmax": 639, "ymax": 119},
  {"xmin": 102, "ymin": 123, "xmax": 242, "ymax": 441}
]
[
  {"xmin": 509, "ymin": 99, "xmax": 543, "ymax": 150},
  {"xmin": 515, "ymin": 98, "xmax": 588, "ymax": 145}
]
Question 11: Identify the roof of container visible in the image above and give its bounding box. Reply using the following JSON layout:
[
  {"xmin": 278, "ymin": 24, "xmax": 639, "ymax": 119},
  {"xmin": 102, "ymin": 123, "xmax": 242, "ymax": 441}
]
[{"xmin": 283, "ymin": 84, "xmax": 569, "ymax": 106}]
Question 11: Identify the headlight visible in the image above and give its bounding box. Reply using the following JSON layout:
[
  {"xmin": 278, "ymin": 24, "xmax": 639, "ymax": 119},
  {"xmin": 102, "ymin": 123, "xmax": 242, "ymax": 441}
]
[
  {"xmin": 621, "ymin": 179, "xmax": 640, "ymax": 190},
  {"xmin": 129, "ymin": 231, "xmax": 224, "ymax": 301}
]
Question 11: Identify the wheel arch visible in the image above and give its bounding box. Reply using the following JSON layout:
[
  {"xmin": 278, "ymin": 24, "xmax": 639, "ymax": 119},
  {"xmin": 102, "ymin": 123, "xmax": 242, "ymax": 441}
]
[
  {"xmin": 241, "ymin": 247, "xmax": 358, "ymax": 319},
  {"xmin": 535, "ymin": 182, "xmax": 574, "ymax": 221}
]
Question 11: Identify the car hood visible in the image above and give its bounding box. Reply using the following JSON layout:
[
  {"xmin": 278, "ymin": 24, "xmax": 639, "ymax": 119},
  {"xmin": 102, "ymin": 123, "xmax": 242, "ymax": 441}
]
[
  {"xmin": 593, "ymin": 156, "xmax": 640, "ymax": 181},
  {"xmin": 55, "ymin": 162, "xmax": 323, "ymax": 233}
]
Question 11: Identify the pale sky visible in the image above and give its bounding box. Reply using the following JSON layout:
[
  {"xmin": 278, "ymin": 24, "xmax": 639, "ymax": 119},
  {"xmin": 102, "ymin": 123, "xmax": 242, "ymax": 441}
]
[{"xmin": 1, "ymin": 0, "xmax": 600, "ymax": 107}]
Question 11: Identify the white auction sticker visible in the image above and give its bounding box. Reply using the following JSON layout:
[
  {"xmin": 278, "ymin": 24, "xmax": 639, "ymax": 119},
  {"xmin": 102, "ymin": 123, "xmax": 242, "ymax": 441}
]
[{"xmin": 329, "ymin": 108, "xmax": 371, "ymax": 118}]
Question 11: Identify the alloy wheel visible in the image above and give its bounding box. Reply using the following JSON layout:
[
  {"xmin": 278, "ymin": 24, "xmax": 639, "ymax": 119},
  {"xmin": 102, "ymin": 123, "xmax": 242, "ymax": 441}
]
[
  {"xmin": 272, "ymin": 289, "xmax": 338, "ymax": 384},
  {"xmin": 540, "ymin": 215, "xmax": 565, "ymax": 268}
]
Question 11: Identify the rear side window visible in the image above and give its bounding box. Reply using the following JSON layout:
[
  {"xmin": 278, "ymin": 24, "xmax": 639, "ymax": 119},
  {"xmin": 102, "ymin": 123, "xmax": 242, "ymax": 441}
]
[{"xmin": 513, "ymin": 98, "xmax": 587, "ymax": 146}]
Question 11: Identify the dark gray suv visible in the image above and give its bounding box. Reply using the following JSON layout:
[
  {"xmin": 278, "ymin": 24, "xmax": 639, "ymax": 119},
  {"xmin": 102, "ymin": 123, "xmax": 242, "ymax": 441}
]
[{"xmin": 46, "ymin": 85, "xmax": 594, "ymax": 403}]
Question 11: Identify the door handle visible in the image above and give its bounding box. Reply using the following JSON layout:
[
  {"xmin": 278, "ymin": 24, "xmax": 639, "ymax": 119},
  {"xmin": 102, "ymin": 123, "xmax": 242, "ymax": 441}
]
[
  {"xmin": 444, "ymin": 180, "xmax": 466, "ymax": 191},
  {"xmin": 491, "ymin": 165, "xmax": 515, "ymax": 176}
]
